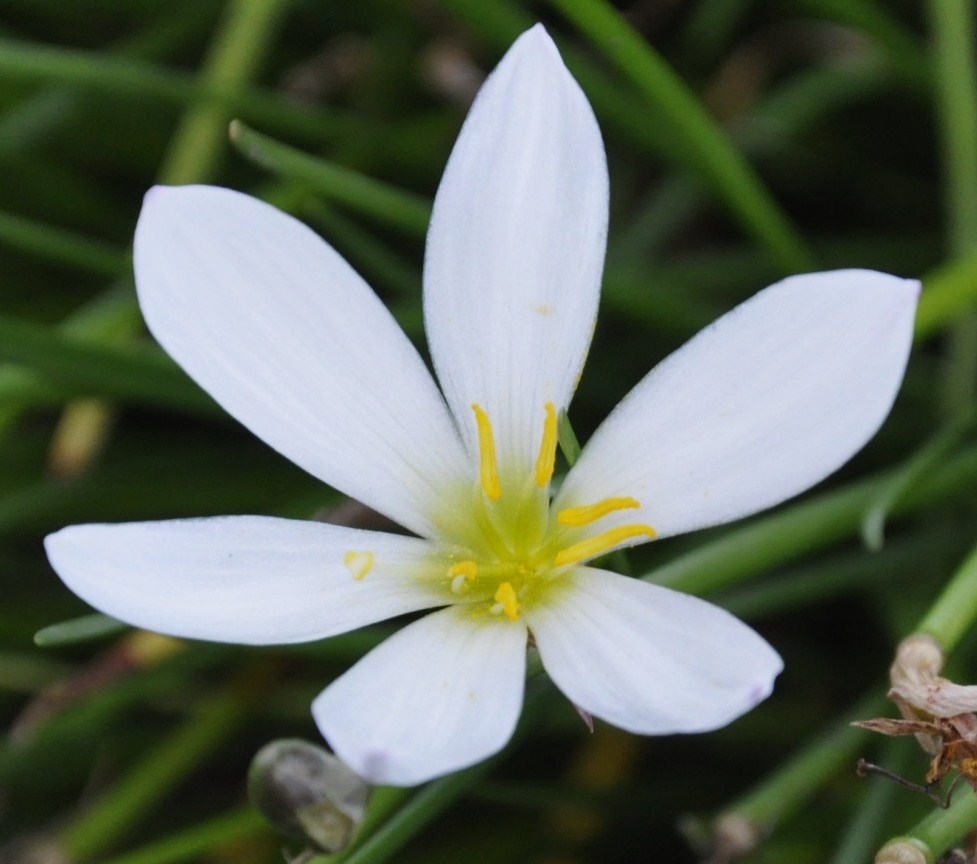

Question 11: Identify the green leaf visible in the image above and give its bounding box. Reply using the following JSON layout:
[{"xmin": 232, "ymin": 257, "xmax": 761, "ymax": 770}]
[
  {"xmin": 0, "ymin": 314, "xmax": 218, "ymax": 416},
  {"xmin": 229, "ymin": 121, "xmax": 432, "ymax": 237},
  {"xmin": 34, "ymin": 613, "xmax": 128, "ymax": 647}
]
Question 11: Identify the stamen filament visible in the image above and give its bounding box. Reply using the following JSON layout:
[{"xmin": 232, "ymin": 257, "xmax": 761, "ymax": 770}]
[
  {"xmin": 557, "ymin": 496, "xmax": 641, "ymax": 527},
  {"xmin": 534, "ymin": 402, "xmax": 558, "ymax": 488},
  {"xmin": 343, "ymin": 550, "xmax": 374, "ymax": 581},
  {"xmin": 492, "ymin": 581, "xmax": 521, "ymax": 621},
  {"xmin": 554, "ymin": 524, "xmax": 657, "ymax": 567},
  {"xmin": 471, "ymin": 403, "xmax": 502, "ymax": 501},
  {"xmin": 471, "ymin": 488, "xmax": 516, "ymax": 559}
]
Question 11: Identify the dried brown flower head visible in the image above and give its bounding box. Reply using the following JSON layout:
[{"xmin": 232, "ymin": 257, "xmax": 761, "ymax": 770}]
[{"xmin": 855, "ymin": 634, "xmax": 977, "ymax": 805}]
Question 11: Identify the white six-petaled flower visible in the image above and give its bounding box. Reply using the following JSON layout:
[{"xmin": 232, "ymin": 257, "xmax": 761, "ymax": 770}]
[{"xmin": 44, "ymin": 25, "xmax": 919, "ymax": 787}]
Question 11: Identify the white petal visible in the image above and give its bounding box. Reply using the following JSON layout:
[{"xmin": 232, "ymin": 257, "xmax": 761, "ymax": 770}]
[
  {"xmin": 525, "ymin": 568, "xmax": 782, "ymax": 734},
  {"xmin": 423, "ymin": 25, "xmax": 608, "ymax": 475},
  {"xmin": 45, "ymin": 517, "xmax": 447, "ymax": 645},
  {"xmin": 557, "ymin": 270, "xmax": 919, "ymax": 541},
  {"xmin": 313, "ymin": 606, "xmax": 527, "ymax": 786},
  {"xmin": 134, "ymin": 185, "xmax": 468, "ymax": 539}
]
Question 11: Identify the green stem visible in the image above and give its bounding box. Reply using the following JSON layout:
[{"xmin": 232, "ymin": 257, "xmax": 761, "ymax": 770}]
[
  {"xmin": 230, "ymin": 121, "xmax": 432, "ymax": 237},
  {"xmin": 97, "ymin": 808, "xmax": 267, "ymax": 864},
  {"xmin": 0, "ymin": 2, "xmax": 218, "ymax": 164},
  {"xmin": 34, "ymin": 613, "xmax": 126, "ymax": 648},
  {"xmin": 0, "ymin": 286, "xmax": 140, "ymax": 438},
  {"xmin": 929, "ymin": 0, "xmax": 977, "ymax": 416},
  {"xmin": 915, "ymin": 539, "xmax": 977, "ymax": 653},
  {"xmin": 547, "ymin": 0, "xmax": 814, "ymax": 274},
  {"xmin": 0, "ymin": 35, "xmax": 348, "ymax": 143},
  {"xmin": 860, "ymin": 407, "xmax": 977, "ymax": 551},
  {"xmin": 157, "ymin": 0, "xmax": 289, "ymax": 185},
  {"xmin": 0, "ymin": 208, "xmax": 127, "ymax": 275},
  {"xmin": 645, "ymin": 444, "xmax": 977, "ymax": 597},
  {"xmin": 318, "ymin": 760, "xmax": 497, "ymax": 864},
  {"xmin": 875, "ymin": 788, "xmax": 977, "ymax": 863},
  {"xmin": 336, "ymin": 786, "xmax": 413, "ymax": 855},
  {"xmin": 304, "ymin": 202, "xmax": 422, "ymax": 299},
  {"xmin": 720, "ymin": 527, "xmax": 956, "ymax": 621},
  {"xmin": 928, "ymin": 0, "xmax": 977, "ymax": 256},
  {"xmin": 917, "ymin": 247, "xmax": 977, "ymax": 339},
  {"xmin": 718, "ymin": 691, "xmax": 885, "ymax": 833},
  {"xmin": 0, "ymin": 313, "xmax": 217, "ymax": 416}
]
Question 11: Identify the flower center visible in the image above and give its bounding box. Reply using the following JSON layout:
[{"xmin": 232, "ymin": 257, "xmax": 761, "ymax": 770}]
[
  {"xmin": 439, "ymin": 403, "xmax": 656, "ymax": 621},
  {"xmin": 340, "ymin": 403, "xmax": 657, "ymax": 622}
]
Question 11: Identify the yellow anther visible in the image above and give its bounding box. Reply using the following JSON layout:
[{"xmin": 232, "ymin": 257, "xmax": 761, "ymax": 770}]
[
  {"xmin": 557, "ymin": 496, "xmax": 641, "ymax": 527},
  {"xmin": 492, "ymin": 581, "xmax": 521, "ymax": 622},
  {"xmin": 471, "ymin": 403, "xmax": 501, "ymax": 501},
  {"xmin": 447, "ymin": 560, "xmax": 478, "ymax": 588},
  {"xmin": 448, "ymin": 560, "xmax": 478, "ymax": 580},
  {"xmin": 554, "ymin": 524, "xmax": 657, "ymax": 567},
  {"xmin": 534, "ymin": 402, "xmax": 558, "ymax": 488},
  {"xmin": 343, "ymin": 550, "xmax": 374, "ymax": 581}
]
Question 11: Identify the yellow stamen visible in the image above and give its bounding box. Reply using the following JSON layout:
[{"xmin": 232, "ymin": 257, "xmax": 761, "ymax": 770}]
[
  {"xmin": 554, "ymin": 524, "xmax": 657, "ymax": 567},
  {"xmin": 448, "ymin": 560, "xmax": 478, "ymax": 580},
  {"xmin": 534, "ymin": 402, "xmax": 558, "ymax": 488},
  {"xmin": 471, "ymin": 403, "xmax": 501, "ymax": 501},
  {"xmin": 557, "ymin": 496, "xmax": 641, "ymax": 527},
  {"xmin": 492, "ymin": 581, "xmax": 521, "ymax": 621},
  {"xmin": 343, "ymin": 550, "xmax": 374, "ymax": 581},
  {"xmin": 448, "ymin": 560, "xmax": 478, "ymax": 593}
]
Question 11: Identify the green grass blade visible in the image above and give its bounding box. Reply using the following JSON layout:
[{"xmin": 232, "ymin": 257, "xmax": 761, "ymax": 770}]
[
  {"xmin": 547, "ymin": 0, "xmax": 814, "ymax": 273},
  {"xmin": 230, "ymin": 122, "xmax": 432, "ymax": 237},
  {"xmin": 0, "ymin": 314, "xmax": 217, "ymax": 416}
]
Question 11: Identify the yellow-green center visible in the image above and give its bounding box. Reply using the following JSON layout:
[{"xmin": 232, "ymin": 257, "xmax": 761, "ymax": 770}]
[{"xmin": 344, "ymin": 402, "xmax": 656, "ymax": 622}]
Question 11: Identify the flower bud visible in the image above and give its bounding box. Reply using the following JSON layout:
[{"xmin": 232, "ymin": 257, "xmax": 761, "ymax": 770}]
[
  {"xmin": 248, "ymin": 739, "xmax": 370, "ymax": 854},
  {"xmin": 874, "ymin": 838, "xmax": 931, "ymax": 864}
]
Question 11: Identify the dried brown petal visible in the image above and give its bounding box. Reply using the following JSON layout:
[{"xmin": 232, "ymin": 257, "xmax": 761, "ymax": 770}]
[
  {"xmin": 852, "ymin": 717, "xmax": 943, "ymax": 737},
  {"xmin": 889, "ymin": 634, "xmax": 977, "ymax": 719}
]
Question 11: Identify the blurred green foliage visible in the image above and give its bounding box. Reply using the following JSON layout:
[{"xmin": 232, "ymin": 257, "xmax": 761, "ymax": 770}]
[{"xmin": 3, "ymin": 0, "xmax": 977, "ymax": 862}]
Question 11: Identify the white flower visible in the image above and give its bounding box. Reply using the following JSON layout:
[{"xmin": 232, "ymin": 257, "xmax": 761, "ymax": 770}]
[{"xmin": 44, "ymin": 25, "xmax": 919, "ymax": 787}]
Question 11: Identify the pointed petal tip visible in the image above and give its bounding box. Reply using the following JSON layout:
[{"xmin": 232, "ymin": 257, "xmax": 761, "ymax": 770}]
[
  {"xmin": 521, "ymin": 22, "xmax": 555, "ymax": 48},
  {"xmin": 509, "ymin": 22, "xmax": 563, "ymax": 70}
]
